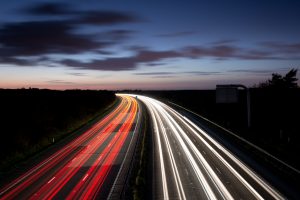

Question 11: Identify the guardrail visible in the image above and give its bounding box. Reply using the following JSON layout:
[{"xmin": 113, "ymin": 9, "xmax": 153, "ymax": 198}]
[{"xmin": 168, "ymin": 101, "xmax": 300, "ymax": 175}]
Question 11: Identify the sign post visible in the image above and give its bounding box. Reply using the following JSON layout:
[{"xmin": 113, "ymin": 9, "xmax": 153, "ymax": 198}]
[{"xmin": 216, "ymin": 84, "xmax": 251, "ymax": 128}]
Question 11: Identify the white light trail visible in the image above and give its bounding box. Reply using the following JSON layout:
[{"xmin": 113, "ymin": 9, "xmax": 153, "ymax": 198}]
[{"xmin": 126, "ymin": 94, "xmax": 284, "ymax": 200}]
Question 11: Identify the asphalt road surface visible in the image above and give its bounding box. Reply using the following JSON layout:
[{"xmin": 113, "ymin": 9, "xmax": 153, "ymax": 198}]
[
  {"xmin": 135, "ymin": 94, "xmax": 284, "ymax": 200},
  {"xmin": 0, "ymin": 94, "xmax": 140, "ymax": 200}
]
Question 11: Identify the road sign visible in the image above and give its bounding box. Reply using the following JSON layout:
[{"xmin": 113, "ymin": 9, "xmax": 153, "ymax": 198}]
[
  {"xmin": 216, "ymin": 84, "xmax": 251, "ymax": 127},
  {"xmin": 216, "ymin": 85, "xmax": 238, "ymax": 103}
]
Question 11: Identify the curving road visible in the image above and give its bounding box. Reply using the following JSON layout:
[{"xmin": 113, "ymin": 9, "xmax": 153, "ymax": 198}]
[
  {"xmin": 135, "ymin": 94, "xmax": 284, "ymax": 200},
  {"xmin": 0, "ymin": 94, "xmax": 140, "ymax": 200}
]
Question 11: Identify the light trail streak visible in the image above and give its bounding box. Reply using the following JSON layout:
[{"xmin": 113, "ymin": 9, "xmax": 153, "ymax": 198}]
[
  {"xmin": 182, "ymin": 116, "xmax": 284, "ymax": 200},
  {"xmin": 150, "ymin": 102, "xmax": 186, "ymax": 200},
  {"xmin": 29, "ymin": 97, "xmax": 133, "ymax": 200},
  {"xmin": 0, "ymin": 97, "xmax": 127, "ymax": 198},
  {"xmin": 158, "ymin": 104, "xmax": 233, "ymax": 200},
  {"xmin": 0, "ymin": 95, "xmax": 140, "ymax": 200},
  {"xmin": 146, "ymin": 101, "xmax": 169, "ymax": 200},
  {"xmin": 161, "ymin": 103, "xmax": 283, "ymax": 200},
  {"xmin": 152, "ymin": 100, "xmax": 218, "ymax": 200},
  {"xmin": 68, "ymin": 97, "xmax": 137, "ymax": 199},
  {"xmin": 131, "ymin": 94, "xmax": 284, "ymax": 200}
]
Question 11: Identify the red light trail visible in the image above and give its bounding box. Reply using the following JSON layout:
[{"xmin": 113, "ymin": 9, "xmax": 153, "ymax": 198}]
[{"xmin": 0, "ymin": 95, "xmax": 138, "ymax": 199}]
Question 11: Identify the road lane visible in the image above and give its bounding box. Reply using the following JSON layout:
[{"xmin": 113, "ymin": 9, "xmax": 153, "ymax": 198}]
[
  {"xmin": 0, "ymin": 95, "xmax": 139, "ymax": 200},
  {"xmin": 134, "ymin": 94, "xmax": 284, "ymax": 200}
]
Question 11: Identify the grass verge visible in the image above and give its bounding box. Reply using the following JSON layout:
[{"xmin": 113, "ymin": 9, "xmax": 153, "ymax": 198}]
[{"xmin": 131, "ymin": 104, "xmax": 151, "ymax": 200}]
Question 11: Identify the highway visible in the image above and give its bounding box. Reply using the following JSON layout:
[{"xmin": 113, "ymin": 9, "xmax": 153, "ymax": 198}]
[
  {"xmin": 134, "ymin": 94, "xmax": 284, "ymax": 200},
  {"xmin": 0, "ymin": 94, "xmax": 139, "ymax": 200}
]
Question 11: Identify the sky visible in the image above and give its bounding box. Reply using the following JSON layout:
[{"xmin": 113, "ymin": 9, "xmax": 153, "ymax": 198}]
[{"xmin": 0, "ymin": 0, "xmax": 299, "ymax": 90}]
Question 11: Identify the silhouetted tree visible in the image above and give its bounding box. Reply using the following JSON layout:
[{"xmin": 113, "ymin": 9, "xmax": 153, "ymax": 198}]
[
  {"xmin": 258, "ymin": 68, "xmax": 298, "ymax": 88},
  {"xmin": 283, "ymin": 69, "xmax": 298, "ymax": 88}
]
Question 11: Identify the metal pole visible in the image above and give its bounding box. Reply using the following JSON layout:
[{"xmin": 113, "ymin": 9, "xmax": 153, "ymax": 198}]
[{"xmin": 246, "ymin": 88, "xmax": 251, "ymax": 128}]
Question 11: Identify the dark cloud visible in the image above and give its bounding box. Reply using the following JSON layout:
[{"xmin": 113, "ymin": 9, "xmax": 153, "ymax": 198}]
[
  {"xmin": 156, "ymin": 31, "xmax": 197, "ymax": 38},
  {"xmin": 228, "ymin": 69, "xmax": 272, "ymax": 73},
  {"xmin": 0, "ymin": 8, "xmax": 299, "ymax": 72},
  {"xmin": 0, "ymin": 2, "xmax": 299, "ymax": 74},
  {"xmin": 0, "ymin": 2, "xmax": 141, "ymax": 67},
  {"xmin": 67, "ymin": 72, "xmax": 87, "ymax": 77},
  {"xmin": 0, "ymin": 57, "xmax": 35, "ymax": 66},
  {"xmin": 237, "ymin": 50, "xmax": 275, "ymax": 60},
  {"xmin": 61, "ymin": 58, "xmax": 136, "ymax": 71},
  {"xmin": 0, "ymin": 21, "xmax": 106, "ymax": 57},
  {"xmin": 183, "ymin": 45, "xmax": 238, "ymax": 59},
  {"xmin": 25, "ymin": 2, "xmax": 139, "ymax": 25},
  {"xmin": 136, "ymin": 50, "xmax": 181, "ymax": 62},
  {"xmin": 134, "ymin": 71, "xmax": 221, "ymax": 76},
  {"xmin": 101, "ymin": 30, "xmax": 136, "ymax": 41},
  {"xmin": 134, "ymin": 72, "xmax": 175, "ymax": 75},
  {"xmin": 61, "ymin": 49, "xmax": 181, "ymax": 71},
  {"xmin": 24, "ymin": 2, "xmax": 72, "ymax": 15},
  {"xmin": 144, "ymin": 62, "xmax": 166, "ymax": 66},
  {"xmin": 261, "ymin": 42, "xmax": 300, "ymax": 54},
  {"xmin": 134, "ymin": 72, "xmax": 176, "ymax": 79},
  {"xmin": 58, "ymin": 44, "xmax": 296, "ymax": 71},
  {"xmin": 184, "ymin": 71, "xmax": 222, "ymax": 75},
  {"xmin": 183, "ymin": 44, "xmax": 279, "ymax": 60},
  {"xmin": 46, "ymin": 80, "xmax": 74, "ymax": 84},
  {"xmin": 227, "ymin": 68, "xmax": 289, "ymax": 74},
  {"xmin": 78, "ymin": 11, "xmax": 139, "ymax": 25},
  {"xmin": 152, "ymin": 75, "xmax": 175, "ymax": 79}
]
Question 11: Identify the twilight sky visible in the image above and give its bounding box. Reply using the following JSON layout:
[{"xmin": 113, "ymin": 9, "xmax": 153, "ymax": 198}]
[{"xmin": 0, "ymin": 0, "xmax": 299, "ymax": 90}]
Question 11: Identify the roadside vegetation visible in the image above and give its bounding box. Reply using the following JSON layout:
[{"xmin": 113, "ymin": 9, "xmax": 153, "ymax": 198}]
[{"xmin": 0, "ymin": 89, "xmax": 116, "ymax": 172}]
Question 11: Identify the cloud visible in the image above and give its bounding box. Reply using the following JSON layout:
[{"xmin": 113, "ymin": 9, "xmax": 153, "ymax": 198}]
[
  {"xmin": 152, "ymin": 75, "xmax": 175, "ymax": 79},
  {"xmin": 261, "ymin": 42, "xmax": 300, "ymax": 54},
  {"xmin": 46, "ymin": 80, "xmax": 74, "ymax": 84},
  {"xmin": 100, "ymin": 30, "xmax": 136, "ymax": 41},
  {"xmin": 134, "ymin": 71, "xmax": 221, "ymax": 76},
  {"xmin": 136, "ymin": 50, "xmax": 181, "ymax": 62},
  {"xmin": 24, "ymin": 2, "xmax": 139, "ymax": 25},
  {"xmin": 228, "ymin": 69, "xmax": 273, "ymax": 73},
  {"xmin": 67, "ymin": 72, "xmax": 87, "ymax": 76},
  {"xmin": 0, "ymin": 20, "xmax": 134, "ymax": 65},
  {"xmin": 2, "ymin": 36, "xmax": 298, "ymax": 71},
  {"xmin": 227, "ymin": 68, "xmax": 290, "ymax": 74},
  {"xmin": 61, "ymin": 58, "xmax": 136, "ymax": 71},
  {"xmin": 78, "ymin": 11, "xmax": 139, "ymax": 25},
  {"xmin": 156, "ymin": 31, "xmax": 197, "ymax": 38},
  {"xmin": 236, "ymin": 50, "xmax": 275, "ymax": 60},
  {"xmin": 24, "ymin": 2, "xmax": 72, "ymax": 15},
  {"xmin": 0, "ymin": 3, "xmax": 139, "ymax": 67},
  {"xmin": 133, "ymin": 72, "xmax": 177, "ymax": 79},
  {"xmin": 184, "ymin": 71, "xmax": 222, "ymax": 75},
  {"xmin": 134, "ymin": 72, "xmax": 175, "ymax": 75},
  {"xmin": 0, "ymin": 21, "xmax": 106, "ymax": 57},
  {"xmin": 0, "ymin": 1, "xmax": 299, "ymax": 74},
  {"xmin": 0, "ymin": 56, "xmax": 35, "ymax": 66},
  {"xmin": 61, "ymin": 49, "xmax": 181, "ymax": 71},
  {"xmin": 1, "ymin": 2, "xmax": 299, "ymax": 72},
  {"xmin": 183, "ymin": 45, "xmax": 238, "ymax": 59},
  {"xmin": 182, "ymin": 44, "xmax": 281, "ymax": 60},
  {"xmin": 143, "ymin": 62, "xmax": 166, "ymax": 66},
  {"xmin": 56, "ymin": 43, "xmax": 294, "ymax": 71}
]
